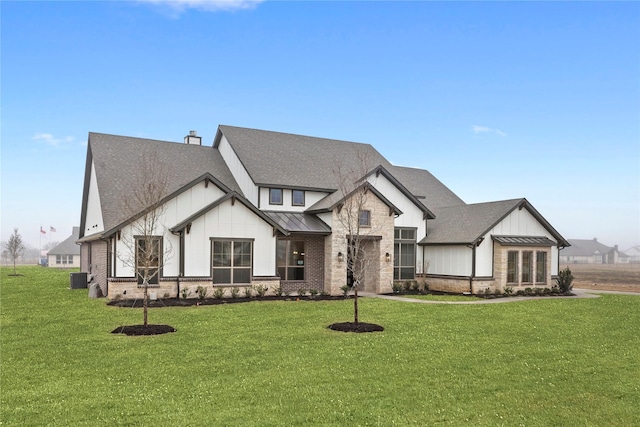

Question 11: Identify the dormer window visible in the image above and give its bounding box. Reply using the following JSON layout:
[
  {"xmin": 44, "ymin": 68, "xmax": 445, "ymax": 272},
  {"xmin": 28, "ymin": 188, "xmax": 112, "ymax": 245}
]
[
  {"xmin": 292, "ymin": 190, "xmax": 305, "ymax": 206},
  {"xmin": 269, "ymin": 188, "xmax": 283, "ymax": 205}
]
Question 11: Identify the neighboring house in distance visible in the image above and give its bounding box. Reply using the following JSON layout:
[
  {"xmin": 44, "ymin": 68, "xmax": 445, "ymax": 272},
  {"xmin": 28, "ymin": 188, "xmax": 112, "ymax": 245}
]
[
  {"xmin": 48, "ymin": 227, "xmax": 80, "ymax": 268},
  {"xmin": 78, "ymin": 125, "xmax": 569, "ymax": 299},
  {"xmin": 624, "ymin": 246, "xmax": 640, "ymax": 263},
  {"xmin": 559, "ymin": 238, "xmax": 625, "ymax": 264}
]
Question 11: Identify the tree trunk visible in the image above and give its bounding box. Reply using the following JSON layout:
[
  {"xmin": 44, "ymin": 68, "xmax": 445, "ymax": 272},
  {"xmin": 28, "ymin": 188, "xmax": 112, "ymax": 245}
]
[
  {"xmin": 143, "ymin": 280, "xmax": 149, "ymax": 327},
  {"xmin": 354, "ymin": 281, "xmax": 359, "ymax": 325}
]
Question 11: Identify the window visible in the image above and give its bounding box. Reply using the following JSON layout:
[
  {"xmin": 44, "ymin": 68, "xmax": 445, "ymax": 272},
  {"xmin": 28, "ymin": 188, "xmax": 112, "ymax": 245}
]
[
  {"xmin": 277, "ymin": 240, "xmax": 305, "ymax": 280},
  {"xmin": 507, "ymin": 251, "xmax": 519, "ymax": 284},
  {"xmin": 359, "ymin": 210, "xmax": 371, "ymax": 227},
  {"xmin": 212, "ymin": 240, "xmax": 252, "ymax": 284},
  {"xmin": 56, "ymin": 255, "xmax": 62, "ymax": 264},
  {"xmin": 136, "ymin": 237, "xmax": 160, "ymax": 285},
  {"xmin": 269, "ymin": 188, "xmax": 283, "ymax": 205},
  {"xmin": 394, "ymin": 227, "xmax": 416, "ymax": 280},
  {"xmin": 522, "ymin": 251, "xmax": 533, "ymax": 283},
  {"xmin": 536, "ymin": 251, "xmax": 547, "ymax": 283},
  {"xmin": 292, "ymin": 190, "xmax": 305, "ymax": 206}
]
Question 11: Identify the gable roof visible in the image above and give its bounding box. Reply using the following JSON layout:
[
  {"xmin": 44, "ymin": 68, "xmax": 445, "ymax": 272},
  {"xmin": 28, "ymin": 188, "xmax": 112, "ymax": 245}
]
[
  {"xmin": 169, "ymin": 192, "xmax": 287, "ymax": 235},
  {"xmin": 420, "ymin": 198, "xmax": 569, "ymax": 247},
  {"xmin": 386, "ymin": 165, "xmax": 465, "ymax": 209},
  {"xmin": 306, "ymin": 181, "xmax": 403, "ymax": 217},
  {"xmin": 48, "ymin": 227, "xmax": 80, "ymax": 255},
  {"xmin": 80, "ymin": 133, "xmax": 242, "ymax": 238},
  {"xmin": 214, "ymin": 125, "xmax": 393, "ymax": 191},
  {"xmin": 561, "ymin": 239, "xmax": 616, "ymax": 257}
]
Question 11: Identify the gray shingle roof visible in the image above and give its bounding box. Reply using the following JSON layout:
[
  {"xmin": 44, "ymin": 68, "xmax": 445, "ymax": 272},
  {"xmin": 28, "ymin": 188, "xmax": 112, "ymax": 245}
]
[
  {"xmin": 48, "ymin": 227, "xmax": 81, "ymax": 255},
  {"xmin": 387, "ymin": 165, "xmax": 465, "ymax": 209},
  {"xmin": 560, "ymin": 239, "xmax": 614, "ymax": 256},
  {"xmin": 83, "ymin": 133, "xmax": 242, "ymax": 236},
  {"xmin": 215, "ymin": 125, "xmax": 393, "ymax": 190},
  {"xmin": 421, "ymin": 199, "xmax": 524, "ymax": 244},
  {"xmin": 421, "ymin": 198, "xmax": 569, "ymax": 246}
]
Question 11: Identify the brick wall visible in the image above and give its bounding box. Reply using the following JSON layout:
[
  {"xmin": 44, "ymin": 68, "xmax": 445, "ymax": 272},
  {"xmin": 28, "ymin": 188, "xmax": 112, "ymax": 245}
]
[
  {"xmin": 279, "ymin": 235, "xmax": 324, "ymax": 294},
  {"xmin": 90, "ymin": 240, "xmax": 108, "ymax": 297}
]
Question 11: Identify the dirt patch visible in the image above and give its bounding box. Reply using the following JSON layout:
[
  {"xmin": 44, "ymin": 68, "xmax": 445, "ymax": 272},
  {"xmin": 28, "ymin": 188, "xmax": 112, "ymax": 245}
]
[
  {"xmin": 564, "ymin": 263, "xmax": 640, "ymax": 293},
  {"xmin": 328, "ymin": 322, "xmax": 384, "ymax": 333},
  {"xmin": 111, "ymin": 324, "xmax": 176, "ymax": 336}
]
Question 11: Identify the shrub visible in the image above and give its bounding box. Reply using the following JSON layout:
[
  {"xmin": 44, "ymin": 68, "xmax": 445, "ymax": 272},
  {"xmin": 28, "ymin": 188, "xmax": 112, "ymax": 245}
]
[
  {"xmin": 403, "ymin": 281, "xmax": 412, "ymax": 292},
  {"xmin": 504, "ymin": 286, "xmax": 513, "ymax": 296},
  {"xmin": 534, "ymin": 287, "xmax": 544, "ymax": 296},
  {"xmin": 411, "ymin": 281, "xmax": 420, "ymax": 292},
  {"xmin": 213, "ymin": 287, "xmax": 225, "ymax": 299},
  {"xmin": 284, "ymin": 289, "xmax": 291, "ymax": 297},
  {"xmin": 254, "ymin": 284, "xmax": 268, "ymax": 298},
  {"xmin": 524, "ymin": 287, "xmax": 534, "ymax": 296},
  {"xmin": 556, "ymin": 267, "xmax": 574, "ymax": 293},
  {"xmin": 196, "ymin": 285, "xmax": 208, "ymax": 300},
  {"xmin": 180, "ymin": 288, "xmax": 190, "ymax": 300},
  {"xmin": 113, "ymin": 293, "xmax": 122, "ymax": 301},
  {"xmin": 163, "ymin": 292, "xmax": 170, "ymax": 299},
  {"xmin": 320, "ymin": 290, "xmax": 330, "ymax": 297},
  {"xmin": 309, "ymin": 289, "xmax": 319, "ymax": 298},
  {"xmin": 420, "ymin": 282, "xmax": 429, "ymax": 294},
  {"xmin": 230, "ymin": 287, "xmax": 240, "ymax": 299},
  {"xmin": 516, "ymin": 290, "xmax": 525, "ymax": 296},
  {"xmin": 392, "ymin": 281, "xmax": 403, "ymax": 294},
  {"xmin": 272, "ymin": 285, "xmax": 284, "ymax": 297},
  {"xmin": 297, "ymin": 288, "xmax": 307, "ymax": 297},
  {"xmin": 244, "ymin": 287, "xmax": 253, "ymax": 298},
  {"xmin": 340, "ymin": 284, "xmax": 351, "ymax": 298},
  {"xmin": 543, "ymin": 287, "xmax": 552, "ymax": 295}
]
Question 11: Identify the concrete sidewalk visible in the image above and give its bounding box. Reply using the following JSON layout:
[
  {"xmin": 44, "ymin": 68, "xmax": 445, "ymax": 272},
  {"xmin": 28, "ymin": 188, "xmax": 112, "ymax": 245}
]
[{"xmin": 359, "ymin": 288, "xmax": 638, "ymax": 305}]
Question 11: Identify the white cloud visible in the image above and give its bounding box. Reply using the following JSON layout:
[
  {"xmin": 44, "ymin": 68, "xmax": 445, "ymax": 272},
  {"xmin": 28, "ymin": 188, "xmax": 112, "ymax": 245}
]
[
  {"xmin": 33, "ymin": 133, "xmax": 74, "ymax": 149},
  {"xmin": 472, "ymin": 125, "xmax": 507, "ymax": 137},
  {"xmin": 137, "ymin": 0, "xmax": 264, "ymax": 13}
]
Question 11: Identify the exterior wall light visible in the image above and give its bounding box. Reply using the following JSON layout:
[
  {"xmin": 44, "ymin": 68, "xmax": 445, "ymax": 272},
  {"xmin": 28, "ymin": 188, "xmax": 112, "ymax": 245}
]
[
  {"xmin": 337, "ymin": 252, "xmax": 344, "ymax": 262},
  {"xmin": 385, "ymin": 252, "xmax": 391, "ymax": 262}
]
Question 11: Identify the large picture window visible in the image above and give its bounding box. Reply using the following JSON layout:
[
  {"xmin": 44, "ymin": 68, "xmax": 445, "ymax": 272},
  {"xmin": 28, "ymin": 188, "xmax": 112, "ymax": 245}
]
[
  {"xmin": 507, "ymin": 251, "xmax": 519, "ymax": 284},
  {"xmin": 277, "ymin": 240, "xmax": 305, "ymax": 280},
  {"xmin": 394, "ymin": 228, "xmax": 416, "ymax": 280},
  {"xmin": 522, "ymin": 251, "xmax": 533, "ymax": 283},
  {"xmin": 536, "ymin": 251, "xmax": 547, "ymax": 283},
  {"xmin": 136, "ymin": 236, "xmax": 160, "ymax": 285},
  {"xmin": 212, "ymin": 240, "xmax": 252, "ymax": 284}
]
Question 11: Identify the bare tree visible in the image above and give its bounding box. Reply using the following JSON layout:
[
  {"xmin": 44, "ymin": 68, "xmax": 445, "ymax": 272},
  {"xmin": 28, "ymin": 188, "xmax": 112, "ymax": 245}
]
[
  {"xmin": 117, "ymin": 151, "xmax": 172, "ymax": 327},
  {"xmin": 4, "ymin": 228, "xmax": 26, "ymax": 275},
  {"xmin": 332, "ymin": 152, "xmax": 386, "ymax": 325}
]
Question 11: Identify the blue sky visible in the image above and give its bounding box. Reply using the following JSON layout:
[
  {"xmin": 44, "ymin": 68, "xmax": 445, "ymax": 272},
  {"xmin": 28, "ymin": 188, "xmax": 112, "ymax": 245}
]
[{"xmin": 1, "ymin": 1, "xmax": 639, "ymax": 251}]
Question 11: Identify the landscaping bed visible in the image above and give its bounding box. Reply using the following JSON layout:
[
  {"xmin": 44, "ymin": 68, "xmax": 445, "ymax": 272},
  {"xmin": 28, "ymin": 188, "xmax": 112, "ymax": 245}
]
[{"xmin": 108, "ymin": 294, "xmax": 351, "ymax": 308}]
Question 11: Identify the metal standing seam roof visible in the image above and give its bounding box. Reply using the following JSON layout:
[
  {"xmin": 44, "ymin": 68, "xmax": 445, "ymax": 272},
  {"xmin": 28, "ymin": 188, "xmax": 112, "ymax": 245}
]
[
  {"xmin": 263, "ymin": 211, "xmax": 332, "ymax": 234},
  {"xmin": 492, "ymin": 235, "xmax": 557, "ymax": 246}
]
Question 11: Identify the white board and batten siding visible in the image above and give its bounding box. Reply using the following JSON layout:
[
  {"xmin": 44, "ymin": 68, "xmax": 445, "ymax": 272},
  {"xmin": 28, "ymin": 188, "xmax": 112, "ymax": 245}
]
[
  {"xmin": 113, "ymin": 181, "xmax": 231, "ymax": 278},
  {"xmin": 216, "ymin": 134, "xmax": 259, "ymax": 205},
  {"xmin": 183, "ymin": 198, "xmax": 276, "ymax": 277},
  {"xmin": 475, "ymin": 208, "xmax": 559, "ymax": 277},
  {"xmin": 84, "ymin": 161, "xmax": 105, "ymax": 235},
  {"xmin": 424, "ymin": 246, "xmax": 473, "ymax": 276}
]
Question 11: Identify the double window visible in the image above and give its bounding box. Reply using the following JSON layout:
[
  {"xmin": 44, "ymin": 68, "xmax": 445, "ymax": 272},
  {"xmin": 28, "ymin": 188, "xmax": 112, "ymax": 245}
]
[
  {"xmin": 277, "ymin": 240, "xmax": 305, "ymax": 280},
  {"xmin": 136, "ymin": 237, "xmax": 160, "ymax": 285},
  {"xmin": 212, "ymin": 240, "xmax": 252, "ymax": 284},
  {"xmin": 270, "ymin": 188, "xmax": 306, "ymax": 206},
  {"xmin": 394, "ymin": 228, "xmax": 416, "ymax": 280}
]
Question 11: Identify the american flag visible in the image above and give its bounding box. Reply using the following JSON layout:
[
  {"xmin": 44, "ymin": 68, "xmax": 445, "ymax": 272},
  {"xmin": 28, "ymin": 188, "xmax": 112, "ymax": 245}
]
[
  {"xmin": 50, "ymin": 226, "xmax": 56, "ymax": 232},
  {"xmin": 40, "ymin": 227, "xmax": 46, "ymax": 235}
]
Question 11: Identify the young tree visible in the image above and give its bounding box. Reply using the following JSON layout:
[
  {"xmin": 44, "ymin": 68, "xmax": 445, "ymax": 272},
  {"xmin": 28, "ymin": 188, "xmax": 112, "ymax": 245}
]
[
  {"xmin": 117, "ymin": 151, "xmax": 172, "ymax": 327},
  {"xmin": 333, "ymin": 153, "xmax": 387, "ymax": 325},
  {"xmin": 4, "ymin": 228, "xmax": 26, "ymax": 275}
]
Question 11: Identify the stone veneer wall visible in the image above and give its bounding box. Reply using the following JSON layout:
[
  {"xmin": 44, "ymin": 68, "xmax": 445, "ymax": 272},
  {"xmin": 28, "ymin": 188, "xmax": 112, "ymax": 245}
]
[
  {"xmin": 107, "ymin": 277, "xmax": 282, "ymax": 300},
  {"xmin": 494, "ymin": 241, "xmax": 552, "ymax": 291},
  {"xmin": 324, "ymin": 192, "xmax": 394, "ymax": 295}
]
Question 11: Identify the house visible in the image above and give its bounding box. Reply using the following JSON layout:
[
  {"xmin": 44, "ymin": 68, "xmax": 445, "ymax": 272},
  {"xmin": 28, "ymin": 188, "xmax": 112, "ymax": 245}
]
[
  {"xmin": 47, "ymin": 227, "xmax": 81, "ymax": 268},
  {"xmin": 78, "ymin": 125, "xmax": 569, "ymax": 299},
  {"xmin": 624, "ymin": 246, "xmax": 640, "ymax": 263},
  {"xmin": 559, "ymin": 238, "xmax": 625, "ymax": 264}
]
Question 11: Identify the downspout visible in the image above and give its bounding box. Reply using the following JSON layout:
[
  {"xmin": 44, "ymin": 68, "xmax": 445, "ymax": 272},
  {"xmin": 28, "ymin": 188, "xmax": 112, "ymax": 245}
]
[{"xmin": 466, "ymin": 243, "xmax": 475, "ymax": 294}]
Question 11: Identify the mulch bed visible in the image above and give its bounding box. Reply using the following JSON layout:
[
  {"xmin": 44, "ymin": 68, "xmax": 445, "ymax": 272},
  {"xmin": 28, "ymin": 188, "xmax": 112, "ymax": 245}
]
[
  {"xmin": 111, "ymin": 324, "xmax": 176, "ymax": 336},
  {"xmin": 328, "ymin": 322, "xmax": 384, "ymax": 333}
]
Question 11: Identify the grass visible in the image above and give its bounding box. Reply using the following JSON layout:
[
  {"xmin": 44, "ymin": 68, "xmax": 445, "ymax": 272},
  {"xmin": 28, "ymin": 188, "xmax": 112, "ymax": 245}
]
[{"xmin": 2, "ymin": 266, "xmax": 639, "ymax": 426}]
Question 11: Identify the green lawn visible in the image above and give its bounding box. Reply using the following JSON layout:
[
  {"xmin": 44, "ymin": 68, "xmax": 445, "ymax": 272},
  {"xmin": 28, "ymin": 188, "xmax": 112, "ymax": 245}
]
[{"xmin": 1, "ymin": 266, "xmax": 639, "ymax": 426}]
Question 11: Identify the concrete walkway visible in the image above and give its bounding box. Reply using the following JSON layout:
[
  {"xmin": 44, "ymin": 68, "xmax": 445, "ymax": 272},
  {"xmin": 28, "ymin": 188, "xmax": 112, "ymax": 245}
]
[{"xmin": 359, "ymin": 288, "xmax": 639, "ymax": 305}]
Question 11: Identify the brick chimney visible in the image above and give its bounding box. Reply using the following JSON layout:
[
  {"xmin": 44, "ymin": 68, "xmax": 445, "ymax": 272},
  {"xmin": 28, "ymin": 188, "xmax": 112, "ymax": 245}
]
[{"xmin": 184, "ymin": 130, "xmax": 201, "ymax": 145}]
